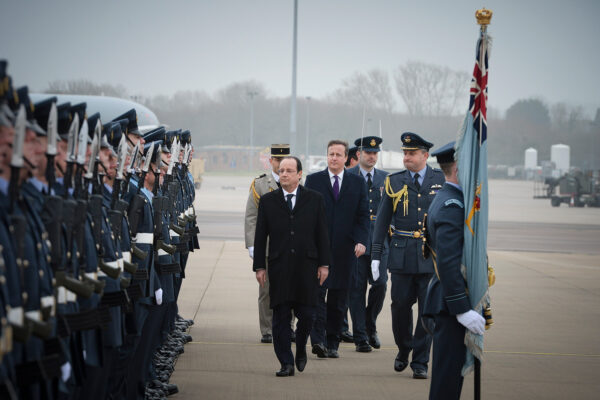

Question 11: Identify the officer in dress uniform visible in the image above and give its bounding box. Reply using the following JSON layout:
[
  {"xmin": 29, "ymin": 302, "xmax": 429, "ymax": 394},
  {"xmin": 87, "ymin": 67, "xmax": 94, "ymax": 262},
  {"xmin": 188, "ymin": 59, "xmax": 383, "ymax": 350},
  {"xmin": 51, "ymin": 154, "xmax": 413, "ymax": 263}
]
[
  {"xmin": 371, "ymin": 132, "xmax": 445, "ymax": 379},
  {"xmin": 423, "ymin": 142, "xmax": 486, "ymax": 400},
  {"xmin": 244, "ymin": 144, "xmax": 291, "ymax": 344},
  {"xmin": 346, "ymin": 136, "xmax": 389, "ymax": 352}
]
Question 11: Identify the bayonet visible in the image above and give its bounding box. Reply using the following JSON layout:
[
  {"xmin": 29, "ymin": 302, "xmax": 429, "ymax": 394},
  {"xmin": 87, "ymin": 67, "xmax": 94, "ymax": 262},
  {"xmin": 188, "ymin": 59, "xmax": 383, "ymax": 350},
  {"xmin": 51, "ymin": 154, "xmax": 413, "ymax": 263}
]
[
  {"xmin": 167, "ymin": 139, "xmax": 178, "ymax": 176},
  {"xmin": 75, "ymin": 118, "xmax": 88, "ymax": 165},
  {"xmin": 141, "ymin": 142, "xmax": 154, "ymax": 173},
  {"xmin": 84, "ymin": 122, "xmax": 100, "ymax": 180},
  {"xmin": 46, "ymin": 103, "xmax": 58, "ymax": 156},
  {"xmin": 66, "ymin": 113, "xmax": 79, "ymax": 163},
  {"xmin": 10, "ymin": 105, "xmax": 26, "ymax": 169},
  {"xmin": 116, "ymin": 135, "xmax": 127, "ymax": 180}
]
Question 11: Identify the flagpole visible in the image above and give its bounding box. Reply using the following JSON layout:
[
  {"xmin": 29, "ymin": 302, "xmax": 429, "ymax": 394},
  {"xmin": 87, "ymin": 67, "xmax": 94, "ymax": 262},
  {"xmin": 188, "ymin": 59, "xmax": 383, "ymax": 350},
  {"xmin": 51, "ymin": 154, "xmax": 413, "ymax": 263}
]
[{"xmin": 473, "ymin": 8, "xmax": 492, "ymax": 400}]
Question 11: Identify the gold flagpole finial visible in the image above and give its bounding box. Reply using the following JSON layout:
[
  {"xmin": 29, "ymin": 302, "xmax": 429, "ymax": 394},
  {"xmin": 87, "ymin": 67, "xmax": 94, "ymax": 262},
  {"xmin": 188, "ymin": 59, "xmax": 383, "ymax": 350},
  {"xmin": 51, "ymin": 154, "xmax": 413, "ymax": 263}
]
[{"xmin": 476, "ymin": 8, "xmax": 492, "ymax": 32}]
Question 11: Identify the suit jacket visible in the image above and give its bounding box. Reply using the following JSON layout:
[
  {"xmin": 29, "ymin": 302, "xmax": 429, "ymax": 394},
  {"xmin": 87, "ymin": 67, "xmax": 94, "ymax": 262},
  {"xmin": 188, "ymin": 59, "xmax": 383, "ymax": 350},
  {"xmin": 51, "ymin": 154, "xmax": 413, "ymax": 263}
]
[
  {"xmin": 253, "ymin": 185, "xmax": 330, "ymax": 307},
  {"xmin": 423, "ymin": 183, "xmax": 471, "ymax": 317},
  {"xmin": 304, "ymin": 168, "xmax": 369, "ymax": 289},
  {"xmin": 372, "ymin": 166, "xmax": 445, "ymax": 274}
]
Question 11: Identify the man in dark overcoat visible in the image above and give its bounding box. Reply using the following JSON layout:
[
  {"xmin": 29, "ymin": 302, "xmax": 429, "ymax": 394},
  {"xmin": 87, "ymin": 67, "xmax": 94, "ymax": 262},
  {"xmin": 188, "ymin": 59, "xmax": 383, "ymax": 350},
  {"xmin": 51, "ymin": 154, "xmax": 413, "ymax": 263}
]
[
  {"xmin": 253, "ymin": 156, "xmax": 331, "ymax": 377},
  {"xmin": 305, "ymin": 140, "xmax": 369, "ymax": 358}
]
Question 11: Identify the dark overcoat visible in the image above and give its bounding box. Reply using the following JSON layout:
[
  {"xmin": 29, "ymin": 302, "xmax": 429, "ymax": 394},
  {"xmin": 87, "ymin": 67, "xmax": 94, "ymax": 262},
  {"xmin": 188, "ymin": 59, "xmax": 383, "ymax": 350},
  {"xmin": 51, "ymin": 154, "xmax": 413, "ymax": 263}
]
[
  {"xmin": 253, "ymin": 185, "xmax": 330, "ymax": 308},
  {"xmin": 304, "ymin": 168, "xmax": 369, "ymax": 289}
]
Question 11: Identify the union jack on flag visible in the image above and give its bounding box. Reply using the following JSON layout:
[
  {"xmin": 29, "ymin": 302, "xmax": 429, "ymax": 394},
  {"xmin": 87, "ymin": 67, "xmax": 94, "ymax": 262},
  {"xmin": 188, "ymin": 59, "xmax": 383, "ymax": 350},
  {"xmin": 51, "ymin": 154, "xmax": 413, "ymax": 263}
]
[{"xmin": 455, "ymin": 29, "xmax": 491, "ymax": 375}]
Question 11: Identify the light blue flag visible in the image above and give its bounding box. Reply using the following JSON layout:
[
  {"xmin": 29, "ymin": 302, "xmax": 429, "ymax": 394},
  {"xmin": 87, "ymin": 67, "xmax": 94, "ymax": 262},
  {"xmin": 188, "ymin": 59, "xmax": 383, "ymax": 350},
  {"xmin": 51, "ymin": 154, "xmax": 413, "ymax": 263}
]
[{"xmin": 455, "ymin": 27, "xmax": 491, "ymax": 375}]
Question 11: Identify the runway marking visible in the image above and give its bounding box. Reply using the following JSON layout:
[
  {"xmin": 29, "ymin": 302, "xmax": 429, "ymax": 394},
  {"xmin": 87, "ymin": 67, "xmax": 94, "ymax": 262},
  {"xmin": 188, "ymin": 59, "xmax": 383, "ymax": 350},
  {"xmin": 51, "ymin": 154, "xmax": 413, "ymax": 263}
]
[{"xmin": 185, "ymin": 341, "xmax": 600, "ymax": 358}]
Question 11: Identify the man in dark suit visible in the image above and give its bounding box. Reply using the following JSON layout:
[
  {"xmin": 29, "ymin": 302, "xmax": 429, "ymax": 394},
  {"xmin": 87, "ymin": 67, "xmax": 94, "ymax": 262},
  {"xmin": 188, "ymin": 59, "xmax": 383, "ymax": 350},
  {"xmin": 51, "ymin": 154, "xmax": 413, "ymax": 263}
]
[
  {"xmin": 347, "ymin": 136, "xmax": 389, "ymax": 352},
  {"xmin": 423, "ymin": 142, "xmax": 485, "ymax": 400},
  {"xmin": 371, "ymin": 132, "xmax": 445, "ymax": 379},
  {"xmin": 253, "ymin": 156, "xmax": 331, "ymax": 377},
  {"xmin": 305, "ymin": 140, "xmax": 369, "ymax": 358}
]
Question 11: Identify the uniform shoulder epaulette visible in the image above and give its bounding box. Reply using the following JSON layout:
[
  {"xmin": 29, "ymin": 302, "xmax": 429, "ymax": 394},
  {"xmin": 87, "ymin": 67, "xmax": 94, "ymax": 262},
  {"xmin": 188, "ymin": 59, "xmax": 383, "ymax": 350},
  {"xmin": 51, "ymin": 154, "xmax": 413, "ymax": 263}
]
[
  {"xmin": 431, "ymin": 167, "xmax": 443, "ymax": 174},
  {"xmin": 388, "ymin": 170, "xmax": 407, "ymax": 177},
  {"xmin": 250, "ymin": 175, "xmax": 266, "ymax": 207},
  {"xmin": 444, "ymin": 198, "xmax": 464, "ymax": 208}
]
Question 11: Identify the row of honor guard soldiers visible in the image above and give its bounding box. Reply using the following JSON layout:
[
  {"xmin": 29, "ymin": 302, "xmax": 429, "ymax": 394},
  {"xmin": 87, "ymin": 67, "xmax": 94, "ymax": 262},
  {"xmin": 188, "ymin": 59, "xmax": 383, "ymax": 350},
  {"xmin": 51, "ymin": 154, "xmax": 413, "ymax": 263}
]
[{"xmin": 0, "ymin": 60, "xmax": 200, "ymax": 400}]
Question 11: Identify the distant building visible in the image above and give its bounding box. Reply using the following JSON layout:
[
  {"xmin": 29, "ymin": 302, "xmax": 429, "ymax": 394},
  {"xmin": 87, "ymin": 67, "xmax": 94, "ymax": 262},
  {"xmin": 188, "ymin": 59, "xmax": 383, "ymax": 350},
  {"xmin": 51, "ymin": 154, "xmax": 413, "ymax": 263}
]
[{"xmin": 197, "ymin": 145, "xmax": 268, "ymax": 171}]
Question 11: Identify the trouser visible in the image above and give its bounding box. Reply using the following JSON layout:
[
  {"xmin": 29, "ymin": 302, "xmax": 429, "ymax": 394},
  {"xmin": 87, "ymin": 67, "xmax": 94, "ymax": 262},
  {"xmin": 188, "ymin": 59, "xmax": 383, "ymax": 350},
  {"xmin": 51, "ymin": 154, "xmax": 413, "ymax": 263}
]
[
  {"xmin": 429, "ymin": 313, "xmax": 466, "ymax": 400},
  {"xmin": 310, "ymin": 287, "xmax": 348, "ymax": 350},
  {"xmin": 272, "ymin": 302, "xmax": 315, "ymax": 367},
  {"xmin": 349, "ymin": 254, "xmax": 387, "ymax": 343},
  {"xmin": 127, "ymin": 305, "xmax": 166, "ymax": 399},
  {"xmin": 82, "ymin": 345, "xmax": 119, "ymax": 400},
  {"xmin": 390, "ymin": 272, "xmax": 433, "ymax": 371},
  {"xmin": 258, "ymin": 269, "xmax": 273, "ymax": 336}
]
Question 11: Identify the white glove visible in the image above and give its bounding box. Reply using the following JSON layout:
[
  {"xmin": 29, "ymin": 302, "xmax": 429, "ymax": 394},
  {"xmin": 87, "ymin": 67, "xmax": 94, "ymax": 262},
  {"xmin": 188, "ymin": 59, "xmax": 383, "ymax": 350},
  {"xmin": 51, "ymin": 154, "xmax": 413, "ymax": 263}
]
[
  {"xmin": 61, "ymin": 362, "xmax": 72, "ymax": 382},
  {"xmin": 248, "ymin": 246, "xmax": 254, "ymax": 259},
  {"xmin": 155, "ymin": 288, "xmax": 163, "ymax": 305},
  {"xmin": 456, "ymin": 310, "xmax": 485, "ymax": 335},
  {"xmin": 371, "ymin": 260, "xmax": 380, "ymax": 281}
]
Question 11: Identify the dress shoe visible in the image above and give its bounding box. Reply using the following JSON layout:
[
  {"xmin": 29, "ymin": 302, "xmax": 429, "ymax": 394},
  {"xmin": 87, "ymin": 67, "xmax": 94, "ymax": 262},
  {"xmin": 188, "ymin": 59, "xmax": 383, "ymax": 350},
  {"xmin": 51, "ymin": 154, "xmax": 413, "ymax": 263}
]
[
  {"xmin": 368, "ymin": 332, "xmax": 381, "ymax": 349},
  {"xmin": 295, "ymin": 346, "xmax": 307, "ymax": 372},
  {"xmin": 261, "ymin": 334, "xmax": 273, "ymax": 343},
  {"xmin": 340, "ymin": 330, "xmax": 354, "ymax": 343},
  {"xmin": 327, "ymin": 348, "xmax": 339, "ymax": 358},
  {"xmin": 394, "ymin": 353, "xmax": 408, "ymax": 372},
  {"xmin": 355, "ymin": 341, "xmax": 372, "ymax": 353},
  {"xmin": 413, "ymin": 368, "xmax": 428, "ymax": 379},
  {"xmin": 276, "ymin": 364, "xmax": 295, "ymax": 377},
  {"xmin": 311, "ymin": 343, "xmax": 328, "ymax": 358}
]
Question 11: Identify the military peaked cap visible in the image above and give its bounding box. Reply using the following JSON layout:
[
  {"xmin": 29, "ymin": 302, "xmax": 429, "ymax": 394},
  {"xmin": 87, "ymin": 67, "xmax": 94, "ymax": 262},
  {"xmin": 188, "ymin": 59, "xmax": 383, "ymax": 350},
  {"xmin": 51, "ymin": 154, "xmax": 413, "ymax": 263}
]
[{"xmin": 401, "ymin": 132, "xmax": 433, "ymax": 151}]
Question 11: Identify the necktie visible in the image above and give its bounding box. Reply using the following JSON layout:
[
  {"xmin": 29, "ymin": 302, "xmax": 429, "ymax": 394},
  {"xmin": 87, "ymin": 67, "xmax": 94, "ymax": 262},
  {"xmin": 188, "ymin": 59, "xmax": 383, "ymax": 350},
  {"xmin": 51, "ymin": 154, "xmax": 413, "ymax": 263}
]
[
  {"xmin": 413, "ymin": 173, "xmax": 421, "ymax": 191},
  {"xmin": 286, "ymin": 194, "xmax": 294, "ymax": 211},
  {"xmin": 332, "ymin": 175, "xmax": 340, "ymax": 200},
  {"xmin": 366, "ymin": 172, "xmax": 372, "ymax": 189}
]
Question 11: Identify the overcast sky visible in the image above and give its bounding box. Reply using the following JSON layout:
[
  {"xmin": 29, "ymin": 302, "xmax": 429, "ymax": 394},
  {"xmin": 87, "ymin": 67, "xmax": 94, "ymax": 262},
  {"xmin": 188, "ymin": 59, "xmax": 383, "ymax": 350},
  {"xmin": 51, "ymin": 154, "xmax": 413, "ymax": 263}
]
[{"xmin": 2, "ymin": 0, "xmax": 599, "ymax": 115}]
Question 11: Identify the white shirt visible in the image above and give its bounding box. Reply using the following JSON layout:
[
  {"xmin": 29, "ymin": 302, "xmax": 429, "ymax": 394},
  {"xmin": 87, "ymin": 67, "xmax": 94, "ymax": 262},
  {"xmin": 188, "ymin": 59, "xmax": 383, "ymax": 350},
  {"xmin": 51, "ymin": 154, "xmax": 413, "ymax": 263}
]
[
  {"xmin": 282, "ymin": 186, "xmax": 298, "ymax": 209},
  {"xmin": 328, "ymin": 168, "xmax": 343, "ymax": 189},
  {"xmin": 271, "ymin": 170, "xmax": 280, "ymax": 183}
]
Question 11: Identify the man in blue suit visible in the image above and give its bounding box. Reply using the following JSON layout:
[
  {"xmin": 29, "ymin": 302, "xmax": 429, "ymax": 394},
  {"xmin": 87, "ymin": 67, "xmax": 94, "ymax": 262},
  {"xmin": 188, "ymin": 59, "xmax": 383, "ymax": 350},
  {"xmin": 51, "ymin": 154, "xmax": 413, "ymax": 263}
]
[
  {"xmin": 346, "ymin": 136, "xmax": 389, "ymax": 352},
  {"xmin": 424, "ymin": 142, "xmax": 485, "ymax": 400},
  {"xmin": 305, "ymin": 140, "xmax": 369, "ymax": 358}
]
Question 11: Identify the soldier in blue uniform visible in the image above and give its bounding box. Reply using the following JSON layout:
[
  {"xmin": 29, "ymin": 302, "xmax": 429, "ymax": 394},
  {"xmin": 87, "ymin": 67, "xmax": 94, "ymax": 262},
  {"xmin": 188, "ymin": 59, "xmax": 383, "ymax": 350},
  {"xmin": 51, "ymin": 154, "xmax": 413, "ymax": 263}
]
[
  {"xmin": 371, "ymin": 132, "xmax": 445, "ymax": 379},
  {"xmin": 347, "ymin": 136, "xmax": 389, "ymax": 352},
  {"xmin": 423, "ymin": 142, "xmax": 486, "ymax": 400}
]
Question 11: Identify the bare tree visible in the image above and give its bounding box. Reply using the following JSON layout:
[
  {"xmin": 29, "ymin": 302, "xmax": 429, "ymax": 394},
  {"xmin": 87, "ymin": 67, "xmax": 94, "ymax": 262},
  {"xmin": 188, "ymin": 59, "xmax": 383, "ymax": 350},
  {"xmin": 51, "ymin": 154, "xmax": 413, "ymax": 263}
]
[
  {"xmin": 332, "ymin": 69, "xmax": 396, "ymax": 113},
  {"xmin": 44, "ymin": 79, "xmax": 128, "ymax": 97},
  {"xmin": 394, "ymin": 61, "xmax": 470, "ymax": 116}
]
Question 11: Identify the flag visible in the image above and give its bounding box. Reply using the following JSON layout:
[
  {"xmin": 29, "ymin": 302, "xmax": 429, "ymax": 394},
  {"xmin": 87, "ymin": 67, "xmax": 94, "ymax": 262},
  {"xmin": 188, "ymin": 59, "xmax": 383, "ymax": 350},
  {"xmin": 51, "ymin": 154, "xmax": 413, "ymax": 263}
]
[{"xmin": 455, "ymin": 27, "xmax": 491, "ymax": 375}]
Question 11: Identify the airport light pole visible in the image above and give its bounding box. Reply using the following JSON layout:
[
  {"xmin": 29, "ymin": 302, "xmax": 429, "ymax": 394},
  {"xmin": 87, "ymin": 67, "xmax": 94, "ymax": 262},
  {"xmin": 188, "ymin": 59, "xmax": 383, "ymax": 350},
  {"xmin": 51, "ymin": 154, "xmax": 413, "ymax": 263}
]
[
  {"xmin": 248, "ymin": 90, "xmax": 259, "ymax": 171},
  {"xmin": 289, "ymin": 0, "xmax": 298, "ymax": 150},
  {"xmin": 305, "ymin": 96, "xmax": 311, "ymax": 162}
]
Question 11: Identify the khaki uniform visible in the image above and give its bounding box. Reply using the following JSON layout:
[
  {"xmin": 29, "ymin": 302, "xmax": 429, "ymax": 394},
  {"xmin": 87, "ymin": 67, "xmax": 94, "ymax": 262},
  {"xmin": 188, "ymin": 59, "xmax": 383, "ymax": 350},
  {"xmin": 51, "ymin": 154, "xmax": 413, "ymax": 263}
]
[{"xmin": 245, "ymin": 172, "xmax": 278, "ymax": 336}]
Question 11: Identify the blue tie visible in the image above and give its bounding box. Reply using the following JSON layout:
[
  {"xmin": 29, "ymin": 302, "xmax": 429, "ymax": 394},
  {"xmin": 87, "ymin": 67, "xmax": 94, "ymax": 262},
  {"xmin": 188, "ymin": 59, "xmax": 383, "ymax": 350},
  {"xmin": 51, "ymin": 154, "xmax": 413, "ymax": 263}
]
[{"xmin": 286, "ymin": 194, "xmax": 294, "ymax": 210}]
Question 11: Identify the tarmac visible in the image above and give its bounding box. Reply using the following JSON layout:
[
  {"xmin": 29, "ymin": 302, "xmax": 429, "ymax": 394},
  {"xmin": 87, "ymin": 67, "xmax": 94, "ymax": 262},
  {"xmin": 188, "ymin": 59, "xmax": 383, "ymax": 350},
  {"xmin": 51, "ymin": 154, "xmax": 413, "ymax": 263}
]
[{"xmin": 170, "ymin": 176, "xmax": 600, "ymax": 399}]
